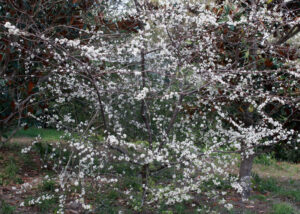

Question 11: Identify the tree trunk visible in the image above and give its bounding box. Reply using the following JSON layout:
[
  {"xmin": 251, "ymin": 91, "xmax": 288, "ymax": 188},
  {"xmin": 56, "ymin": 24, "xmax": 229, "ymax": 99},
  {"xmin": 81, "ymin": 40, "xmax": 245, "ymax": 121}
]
[{"xmin": 239, "ymin": 154, "xmax": 255, "ymax": 199}]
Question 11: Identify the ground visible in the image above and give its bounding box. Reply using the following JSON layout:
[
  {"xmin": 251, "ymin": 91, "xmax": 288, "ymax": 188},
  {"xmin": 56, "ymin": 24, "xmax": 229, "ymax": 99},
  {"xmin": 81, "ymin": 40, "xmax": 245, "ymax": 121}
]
[{"xmin": 0, "ymin": 128, "xmax": 300, "ymax": 214}]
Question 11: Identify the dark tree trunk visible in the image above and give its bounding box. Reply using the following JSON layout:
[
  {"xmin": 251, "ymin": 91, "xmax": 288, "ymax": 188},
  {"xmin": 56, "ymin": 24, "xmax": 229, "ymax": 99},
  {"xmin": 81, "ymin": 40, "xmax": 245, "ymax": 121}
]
[{"xmin": 239, "ymin": 154, "xmax": 255, "ymax": 199}]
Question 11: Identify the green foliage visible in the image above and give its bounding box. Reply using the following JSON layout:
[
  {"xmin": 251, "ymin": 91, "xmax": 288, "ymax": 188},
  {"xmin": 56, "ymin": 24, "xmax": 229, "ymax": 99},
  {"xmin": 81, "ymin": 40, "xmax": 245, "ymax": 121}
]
[
  {"xmin": 24, "ymin": 196, "xmax": 59, "ymax": 214},
  {"xmin": 174, "ymin": 203, "xmax": 187, "ymax": 214},
  {"xmin": 0, "ymin": 200, "xmax": 15, "ymax": 214},
  {"xmin": 271, "ymin": 203, "xmax": 295, "ymax": 214},
  {"xmin": 4, "ymin": 158, "xmax": 18, "ymax": 179},
  {"xmin": 33, "ymin": 142, "xmax": 53, "ymax": 158},
  {"xmin": 254, "ymin": 154, "xmax": 276, "ymax": 166},
  {"xmin": 0, "ymin": 157, "xmax": 23, "ymax": 185},
  {"xmin": 122, "ymin": 176, "xmax": 142, "ymax": 192},
  {"xmin": 253, "ymin": 174, "xmax": 300, "ymax": 203},
  {"xmin": 92, "ymin": 188, "xmax": 128, "ymax": 214},
  {"xmin": 94, "ymin": 206, "xmax": 123, "ymax": 214},
  {"xmin": 40, "ymin": 179, "xmax": 57, "ymax": 193},
  {"xmin": 161, "ymin": 211, "xmax": 173, "ymax": 214},
  {"xmin": 33, "ymin": 141, "xmax": 72, "ymax": 167},
  {"xmin": 252, "ymin": 174, "xmax": 279, "ymax": 193},
  {"xmin": 37, "ymin": 197, "xmax": 59, "ymax": 214},
  {"xmin": 21, "ymin": 153, "xmax": 37, "ymax": 170},
  {"xmin": 279, "ymin": 189, "xmax": 300, "ymax": 202},
  {"xmin": 249, "ymin": 194, "xmax": 267, "ymax": 201},
  {"xmin": 13, "ymin": 128, "xmax": 63, "ymax": 141},
  {"xmin": 273, "ymin": 143, "xmax": 300, "ymax": 163}
]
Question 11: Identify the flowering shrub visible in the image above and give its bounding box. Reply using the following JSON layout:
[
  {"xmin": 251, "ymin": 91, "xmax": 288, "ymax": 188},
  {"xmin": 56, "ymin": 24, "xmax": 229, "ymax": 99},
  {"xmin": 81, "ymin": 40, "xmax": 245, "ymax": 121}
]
[{"xmin": 2, "ymin": 0, "xmax": 300, "ymax": 212}]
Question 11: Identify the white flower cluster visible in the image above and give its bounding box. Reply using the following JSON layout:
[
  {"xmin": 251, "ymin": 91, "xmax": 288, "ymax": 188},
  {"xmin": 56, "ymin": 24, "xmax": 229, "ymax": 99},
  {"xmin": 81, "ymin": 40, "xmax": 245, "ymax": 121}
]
[
  {"xmin": 4, "ymin": 22, "xmax": 27, "ymax": 36},
  {"xmin": 21, "ymin": 194, "xmax": 55, "ymax": 207},
  {"xmin": 135, "ymin": 87, "xmax": 149, "ymax": 100},
  {"xmin": 7, "ymin": 0, "xmax": 299, "ymax": 212}
]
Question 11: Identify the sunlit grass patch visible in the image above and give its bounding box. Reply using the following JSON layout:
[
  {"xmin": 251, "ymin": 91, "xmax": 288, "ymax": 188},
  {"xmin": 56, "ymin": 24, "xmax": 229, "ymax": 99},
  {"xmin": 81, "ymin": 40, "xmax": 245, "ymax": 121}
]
[{"xmin": 13, "ymin": 127, "xmax": 64, "ymax": 141}]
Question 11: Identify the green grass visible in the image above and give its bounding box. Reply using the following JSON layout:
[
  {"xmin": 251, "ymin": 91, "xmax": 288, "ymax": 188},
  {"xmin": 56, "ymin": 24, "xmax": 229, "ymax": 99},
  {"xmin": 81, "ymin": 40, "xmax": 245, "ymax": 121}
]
[
  {"xmin": 13, "ymin": 127, "xmax": 63, "ymax": 141},
  {"xmin": 0, "ymin": 200, "xmax": 15, "ymax": 214},
  {"xmin": 39, "ymin": 179, "xmax": 57, "ymax": 193},
  {"xmin": 24, "ymin": 195, "xmax": 59, "ymax": 214},
  {"xmin": 252, "ymin": 174, "xmax": 300, "ymax": 203},
  {"xmin": 254, "ymin": 154, "xmax": 276, "ymax": 166},
  {"xmin": 271, "ymin": 203, "xmax": 296, "ymax": 214},
  {"xmin": 252, "ymin": 174, "xmax": 280, "ymax": 193},
  {"xmin": 278, "ymin": 189, "xmax": 300, "ymax": 202},
  {"xmin": 249, "ymin": 194, "xmax": 267, "ymax": 201},
  {"xmin": 0, "ymin": 157, "xmax": 23, "ymax": 185}
]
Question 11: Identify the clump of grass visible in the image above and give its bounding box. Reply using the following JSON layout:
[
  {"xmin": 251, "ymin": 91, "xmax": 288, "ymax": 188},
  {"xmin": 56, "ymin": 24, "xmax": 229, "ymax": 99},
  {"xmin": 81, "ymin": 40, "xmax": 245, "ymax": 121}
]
[{"xmin": 271, "ymin": 203, "xmax": 295, "ymax": 214}]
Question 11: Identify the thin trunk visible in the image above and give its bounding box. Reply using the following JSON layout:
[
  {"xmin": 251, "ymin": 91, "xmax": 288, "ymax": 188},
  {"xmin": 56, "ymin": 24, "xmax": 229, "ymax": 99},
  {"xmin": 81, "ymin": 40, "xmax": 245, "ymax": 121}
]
[
  {"xmin": 239, "ymin": 154, "xmax": 255, "ymax": 199},
  {"xmin": 140, "ymin": 164, "xmax": 149, "ymax": 208}
]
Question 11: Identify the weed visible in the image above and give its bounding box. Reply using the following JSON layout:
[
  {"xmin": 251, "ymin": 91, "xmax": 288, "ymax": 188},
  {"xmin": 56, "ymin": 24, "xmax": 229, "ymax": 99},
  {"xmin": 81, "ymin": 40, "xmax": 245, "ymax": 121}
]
[{"xmin": 271, "ymin": 203, "xmax": 295, "ymax": 214}]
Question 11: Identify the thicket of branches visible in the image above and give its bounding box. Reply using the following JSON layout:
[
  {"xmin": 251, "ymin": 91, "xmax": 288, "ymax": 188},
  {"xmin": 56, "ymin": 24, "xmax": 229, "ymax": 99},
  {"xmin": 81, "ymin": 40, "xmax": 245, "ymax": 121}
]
[{"xmin": 1, "ymin": 0, "xmax": 300, "ymax": 213}]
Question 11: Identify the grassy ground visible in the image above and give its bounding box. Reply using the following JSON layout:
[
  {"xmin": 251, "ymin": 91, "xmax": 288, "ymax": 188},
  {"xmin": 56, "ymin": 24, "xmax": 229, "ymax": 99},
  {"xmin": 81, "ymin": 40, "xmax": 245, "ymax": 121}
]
[
  {"xmin": 10, "ymin": 127, "xmax": 64, "ymax": 142},
  {"xmin": 1, "ymin": 129, "xmax": 300, "ymax": 213}
]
